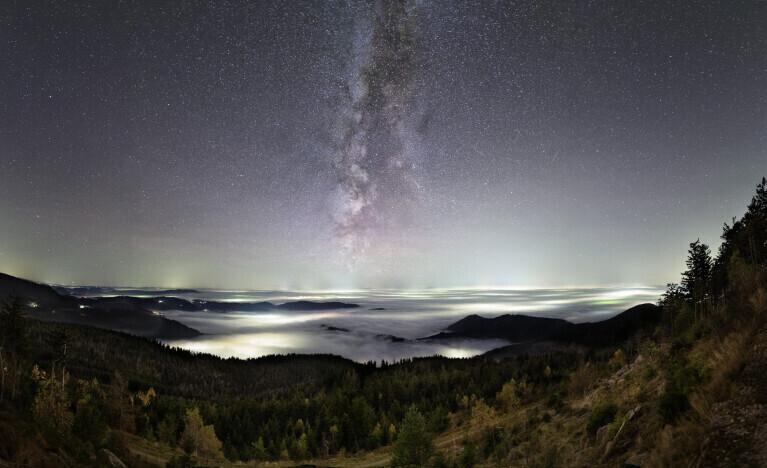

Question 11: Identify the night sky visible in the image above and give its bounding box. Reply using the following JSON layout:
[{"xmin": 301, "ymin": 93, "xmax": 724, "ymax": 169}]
[{"xmin": 1, "ymin": 1, "xmax": 766, "ymax": 290}]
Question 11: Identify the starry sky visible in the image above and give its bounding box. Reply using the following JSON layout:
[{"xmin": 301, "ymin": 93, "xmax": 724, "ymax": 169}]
[{"xmin": 1, "ymin": 1, "xmax": 766, "ymax": 290}]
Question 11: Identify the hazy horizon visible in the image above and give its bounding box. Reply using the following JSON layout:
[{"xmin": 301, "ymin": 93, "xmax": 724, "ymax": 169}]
[
  {"xmin": 3, "ymin": 259, "xmax": 685, "ymax": 292},
  {"xmin": 97, "ymin": 285, "xmax": 663, "ymax": 362},
  {"xmin": 0, "ymin": 269, "xmax": 665, "ymax": 361},
  {"xmin": 3, "ymin": 267, "xmax": 668, "ymax": 296}
]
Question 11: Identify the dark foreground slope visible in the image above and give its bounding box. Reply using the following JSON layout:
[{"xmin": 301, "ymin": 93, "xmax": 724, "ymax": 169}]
[{"xmin": 0, "ymin": 273, "xmax": 200, "ymax": 339}]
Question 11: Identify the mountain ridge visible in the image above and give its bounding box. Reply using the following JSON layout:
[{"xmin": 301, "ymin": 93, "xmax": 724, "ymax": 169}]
[
  {"xmin": 422, "ymin": 303, "xmax": 661, "ymax": 357},
  {"xmin": 0, "ymin": 272, "xmax": 361, "ymax": 340}
]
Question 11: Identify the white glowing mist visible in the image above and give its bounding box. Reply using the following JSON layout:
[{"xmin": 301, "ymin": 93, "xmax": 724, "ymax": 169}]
[{"xmin": 158, "ymin": 286, "xmax": 664, "ymax": 362}]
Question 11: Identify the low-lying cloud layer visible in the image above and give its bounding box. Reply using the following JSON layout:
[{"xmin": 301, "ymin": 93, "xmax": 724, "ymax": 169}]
[{"xmin": 159, "ymin": 287, "xmax": 662, "ymax": 362}]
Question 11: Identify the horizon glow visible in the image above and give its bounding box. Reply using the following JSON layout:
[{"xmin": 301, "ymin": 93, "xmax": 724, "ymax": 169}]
[{"xmin": 1, "ymin": 2, "xmax": 765, "ymax": 290}]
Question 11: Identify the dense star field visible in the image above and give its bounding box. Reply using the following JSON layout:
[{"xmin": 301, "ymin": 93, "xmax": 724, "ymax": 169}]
[
  {"xmin": 2, "ymin": 2, "xmax": 767, "ymax": 467},
  {"xmin": 1, "ymin": 1, "xmax": 766, "ymax": 289}
]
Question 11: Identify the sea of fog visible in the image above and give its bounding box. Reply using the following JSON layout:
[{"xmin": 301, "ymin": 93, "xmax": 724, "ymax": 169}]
[{"xmin": 115, "ymin": 287, "xmax": 664, "ymax": 363}]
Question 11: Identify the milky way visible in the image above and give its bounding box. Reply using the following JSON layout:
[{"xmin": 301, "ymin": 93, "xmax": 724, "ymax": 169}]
[
  {"xmin": 332, "ymin": 0, "xmax": 428, "ymax": 266},
  {"xmin": 0, "ymin": 1, "xmax": 766, "ymax": 289}
]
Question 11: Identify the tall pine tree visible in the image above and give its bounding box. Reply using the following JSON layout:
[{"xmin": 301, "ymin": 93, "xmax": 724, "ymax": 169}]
[{"xmin": 681, "ymin": 239, "xmax": 712, "ymax": 304}]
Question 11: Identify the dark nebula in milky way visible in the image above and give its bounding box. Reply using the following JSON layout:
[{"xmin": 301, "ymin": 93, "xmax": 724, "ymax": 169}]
[{"xmin": 332, "ymin": 0, "xmax": 429, "ymax": 267}]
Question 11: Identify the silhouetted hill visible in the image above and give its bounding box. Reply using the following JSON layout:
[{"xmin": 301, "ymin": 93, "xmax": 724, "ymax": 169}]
[
  {"xmin": 482, "ymin": 303, "xmax": 662, "ymax": 358},
  {"xmin": 376, "ymin": 334, "xmax": 407, "ymax": 342},
  {"xmin": 51, "ymin": 285, "xmax": 200, "ymax": 296},
  {"xmin": 321, "ymin": 325, "xmax": 351, "ymax": 332},
  {"xmin": 79, "ymin": 296, "xmax": 360, "ymax": 313},
  {"xmin": 85, "ymin": 295, "xmax": 275, "ymax": 312},
  {"xmin": 64, "ymin": 291, "xmax": 358, "ymax": 313},
  {"xmin": 0, "ymin": 272, "xmax": 200, "ymax": 339},
  {"xmin": 551, "ymin": 303, "xmax": 661, "ymax": 347},
  {"xmin": 429, "ymin": 313, "xmax": 575, "ymax": 341},
  {"xmin": 275, "ymin": 300, "xmax": 360, "ymax": 311},
  {"xmin": 0, "ymin": 272, "xmax": 67, "ymax": 306},
  {"xmin": 424, "ymin": 303, "xmax": 662, "ymax": 357},
  {"xmin": 192, "ymin": 299, "xmax": 275, "ymax": 311},
  {"xmin": 0, "ymin": 272, "xmax": 362, "ymax": 339},
  {"xmin": 86, "ymin": 296, "xmax": 359, "ymax": 312}
]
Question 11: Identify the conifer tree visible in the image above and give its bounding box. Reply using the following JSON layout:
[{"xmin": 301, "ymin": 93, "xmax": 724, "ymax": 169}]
[
  {"xmin": 681, "ymin": 239, "xmax": 712, "ymax": 304},
  {"xmin": 0, "ymin": 295, "xmax": 28, "ymax": 402},
  {"xmin": 182, "ymin": 407, "xmax": 223, "ymax": 460},
  {"xmin": 391, "ymin": 405, "xmax": 434, "ymax": 467}
]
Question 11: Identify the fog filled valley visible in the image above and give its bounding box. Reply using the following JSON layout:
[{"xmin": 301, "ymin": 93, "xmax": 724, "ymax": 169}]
[{"xmin": 151, "ymin": 288, "xmax": 662, "ymax": 362}]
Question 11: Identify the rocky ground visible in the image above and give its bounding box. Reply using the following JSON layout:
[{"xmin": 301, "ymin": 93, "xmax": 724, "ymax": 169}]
[{"xmin": 697, "ymin": 323, "xmax": 767, "ymax": 467}]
